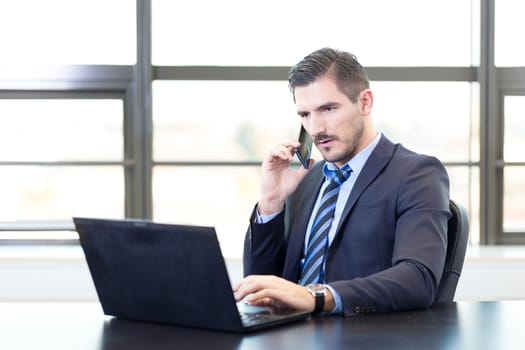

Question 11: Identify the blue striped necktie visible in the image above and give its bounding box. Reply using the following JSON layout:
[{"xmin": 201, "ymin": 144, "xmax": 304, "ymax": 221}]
[{"xmin": 299, "ymin": 164, "xmax": 352, "ymax": 286}]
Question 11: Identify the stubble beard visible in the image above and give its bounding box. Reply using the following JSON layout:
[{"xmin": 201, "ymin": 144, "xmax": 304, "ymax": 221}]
[{"xmin": 320, "ymin": 119, "xmax": 365, "ymax": 166}]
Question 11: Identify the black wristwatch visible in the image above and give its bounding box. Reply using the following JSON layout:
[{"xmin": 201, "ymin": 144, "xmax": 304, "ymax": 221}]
[{"xmin": 306, "ymin": 283, "xmax": 327, "ymax": 314}]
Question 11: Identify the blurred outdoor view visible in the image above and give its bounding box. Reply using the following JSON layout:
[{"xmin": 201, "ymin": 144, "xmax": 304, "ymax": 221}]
[{"xmin": 1, "ymin": 0, "xmax": 525, "ymax": 255}]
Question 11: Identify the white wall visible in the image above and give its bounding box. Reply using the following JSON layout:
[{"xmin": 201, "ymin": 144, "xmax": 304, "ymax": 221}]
[
  {"xmin": 1, "ymin": 245, "xmax": 524, "ymax": 302},
  {"xmin": 454, "ymin": 245, "xmax": 525, "ymax": 301}
]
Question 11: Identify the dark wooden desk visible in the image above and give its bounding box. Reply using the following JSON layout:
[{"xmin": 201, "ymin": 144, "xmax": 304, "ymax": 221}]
[{"xmin": 1, "ymin": 301, "xmax": 524, "ymax": 350}]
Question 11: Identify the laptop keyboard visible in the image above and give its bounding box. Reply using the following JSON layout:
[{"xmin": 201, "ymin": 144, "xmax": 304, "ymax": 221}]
[
  {"xmin": 237, "ymin": 302, "xmax": 295, "ymax": 327},
  {"xmin": 240, "ymin": 311, "xmax": 278, "ymax": 327}
]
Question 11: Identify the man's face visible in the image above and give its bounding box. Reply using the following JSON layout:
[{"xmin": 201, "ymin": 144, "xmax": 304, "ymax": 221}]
[{"xmin": 294, "ymin": 75, "xmax": 369, "ymax": 168}]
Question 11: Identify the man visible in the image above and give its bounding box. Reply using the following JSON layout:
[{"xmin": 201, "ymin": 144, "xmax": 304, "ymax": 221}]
[{"xmin": 233, "ymin": 48, "xmax": 450, "ymax": 316}]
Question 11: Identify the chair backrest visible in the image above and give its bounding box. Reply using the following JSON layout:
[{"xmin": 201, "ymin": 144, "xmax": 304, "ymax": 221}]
[{"xmin": 433, "ymin": 199, "xmax": 470, "ymax": 304}]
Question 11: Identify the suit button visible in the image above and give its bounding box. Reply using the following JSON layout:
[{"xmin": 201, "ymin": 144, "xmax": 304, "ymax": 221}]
[{"xmin": 353, "ymin": 306, "xmax": 376, "ymax": 314}]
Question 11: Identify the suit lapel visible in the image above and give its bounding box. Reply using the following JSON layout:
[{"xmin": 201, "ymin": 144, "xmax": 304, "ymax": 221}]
[{"xmin": 336, "ymin": 136, "xmax": 397, "ymax": 232}]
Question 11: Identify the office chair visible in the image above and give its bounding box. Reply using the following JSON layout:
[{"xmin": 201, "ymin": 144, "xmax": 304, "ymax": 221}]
[{"xmin": 433, "ymin": 199, "xmax": 470, "ymax": 304}]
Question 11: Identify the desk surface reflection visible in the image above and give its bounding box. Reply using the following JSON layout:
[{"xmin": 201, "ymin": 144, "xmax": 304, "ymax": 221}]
[{"xmin": 1, "ymin": 301, "xmax": 524, "ymax": 350}]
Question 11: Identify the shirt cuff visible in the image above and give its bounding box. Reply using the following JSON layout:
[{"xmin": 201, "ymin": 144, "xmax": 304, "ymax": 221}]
[
  {"xmin": 254, "ymin": 208, "xmax": 281, "ymax": 224},
  {"xmin": 326, "ymin": 285, "xmax": 343, "ymax": 315}
]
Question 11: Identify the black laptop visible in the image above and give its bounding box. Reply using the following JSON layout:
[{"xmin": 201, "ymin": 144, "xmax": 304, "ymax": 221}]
[{"xmin": 73, "ymin": 217, "xmax": 310, "ymax": 332}]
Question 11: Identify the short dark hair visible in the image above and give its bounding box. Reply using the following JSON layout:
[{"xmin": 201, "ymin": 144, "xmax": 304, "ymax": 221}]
[{"xmin": 288, "ymin": 47, "xmax": 370, "ymax": 103}]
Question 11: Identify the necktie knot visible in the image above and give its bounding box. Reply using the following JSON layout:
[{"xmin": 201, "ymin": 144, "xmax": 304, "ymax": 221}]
[{"xmin": 324, "ymin": 164, "xmax": 352, "ymax": 186}]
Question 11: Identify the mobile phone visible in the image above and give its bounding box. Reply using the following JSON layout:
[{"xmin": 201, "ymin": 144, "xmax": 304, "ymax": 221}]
[{"xmin": 296, "ymin": 125, "xmax": 313, "ymax": 169}]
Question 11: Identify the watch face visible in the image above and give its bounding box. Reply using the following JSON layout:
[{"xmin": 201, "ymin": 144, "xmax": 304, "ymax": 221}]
[{"xmin": 307, "ymin": 283, "xmax": 326, "ymax": 295}]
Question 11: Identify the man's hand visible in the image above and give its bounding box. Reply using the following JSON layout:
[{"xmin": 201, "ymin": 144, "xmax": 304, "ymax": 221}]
[
  {"xmin": 233, "ymin": 275, "xmax": 334, "ymax": 313},
  {"xmin": 258, "ymin": 141, "xmax": 313, "ymax": 215}
]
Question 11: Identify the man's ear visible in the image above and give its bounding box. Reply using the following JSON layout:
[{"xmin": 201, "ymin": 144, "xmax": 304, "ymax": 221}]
[{"xmin": 359, "ymin": 89, "xmax": 373, "ymax": 115}]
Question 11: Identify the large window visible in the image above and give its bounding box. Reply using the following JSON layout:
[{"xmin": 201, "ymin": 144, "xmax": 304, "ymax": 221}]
[
  {"xmin": 152, "ymin": 81, "xmax": 298, "ymax": 162},
  {"xmin": 0, "ymin": 0, "xmax": 136, "ymax": 65},
  {"xmin": 1, "ymin": 0, "xmax": 524, "ymax": 253},
  {"xmin": 495, "ymin": 0, "xmax": 525, "ymax": 67},
  {"xmin": 152, "ymin": 0, "xmax": 474, "ymax": 67},
  {"xmin": 502, "ymin": 96, "xmax": 525, "ymax": 234},
  {"xmin": 0, "ymin": 97, "xmax": 125, "ymax": 241}
]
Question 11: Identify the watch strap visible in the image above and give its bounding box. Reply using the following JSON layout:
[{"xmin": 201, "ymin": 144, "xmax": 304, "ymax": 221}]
[
  {"xmin": 313, "ymin": 293, "xmax": 324, "ymax": 313},
  {"xmin": 307, "ymin": 283, "xmax": 326, "ymax": 314}
]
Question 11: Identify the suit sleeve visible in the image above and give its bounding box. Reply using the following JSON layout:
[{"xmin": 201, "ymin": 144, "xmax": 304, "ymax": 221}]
[{"xmin": 243, "ymin": 206, "xmax": 287, "ymax": 276}]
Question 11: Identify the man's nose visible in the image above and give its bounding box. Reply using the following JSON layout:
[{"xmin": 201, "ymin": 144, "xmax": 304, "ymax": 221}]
[{"xmin": 308, "ymin": 113, "xmax": 325, "ymax": 138}]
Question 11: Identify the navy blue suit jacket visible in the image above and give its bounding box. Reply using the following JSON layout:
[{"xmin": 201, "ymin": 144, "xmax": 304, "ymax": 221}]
[{"xmin": 243, "ymin": 135, "xmax": 450, "ymax": 316}]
